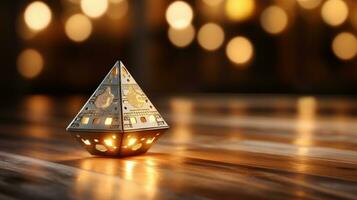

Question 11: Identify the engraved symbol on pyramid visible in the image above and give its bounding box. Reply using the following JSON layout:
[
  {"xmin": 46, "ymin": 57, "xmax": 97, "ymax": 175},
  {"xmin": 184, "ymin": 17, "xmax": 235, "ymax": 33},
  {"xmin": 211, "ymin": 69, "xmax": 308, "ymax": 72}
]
[{"xmin": 66, "ymin": 61, "xmax": 169, "ymax": 156}]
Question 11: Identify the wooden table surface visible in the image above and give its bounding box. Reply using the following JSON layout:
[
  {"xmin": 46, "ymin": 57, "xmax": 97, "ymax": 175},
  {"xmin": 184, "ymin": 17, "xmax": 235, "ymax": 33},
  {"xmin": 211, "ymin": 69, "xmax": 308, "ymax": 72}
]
[{"xmin": 0, "ymin": 95, "xmax": 356, "ymax": 200}]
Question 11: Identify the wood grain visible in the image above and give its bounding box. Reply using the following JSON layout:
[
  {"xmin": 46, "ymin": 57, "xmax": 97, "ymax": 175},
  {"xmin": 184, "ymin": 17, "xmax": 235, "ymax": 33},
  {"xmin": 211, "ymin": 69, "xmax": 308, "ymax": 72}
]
[{"xmin": 0, "ymin": 95, "xmax": 356, "ymax": 200}]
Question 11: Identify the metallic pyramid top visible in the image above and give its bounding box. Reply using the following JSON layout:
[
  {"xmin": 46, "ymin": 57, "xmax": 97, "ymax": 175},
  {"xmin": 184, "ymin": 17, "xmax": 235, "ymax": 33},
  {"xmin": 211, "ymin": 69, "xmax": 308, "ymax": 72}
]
[{"xmin": 66, "ymin": 61, "xmax": 169, "ymax": 132}]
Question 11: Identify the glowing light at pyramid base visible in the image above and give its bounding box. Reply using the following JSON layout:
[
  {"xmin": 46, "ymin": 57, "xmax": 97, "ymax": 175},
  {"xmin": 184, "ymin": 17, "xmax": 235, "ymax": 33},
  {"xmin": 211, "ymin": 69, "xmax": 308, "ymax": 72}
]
[{"xmin": 71, "ymin": 130, "xmax": 163, "ymax": 157}]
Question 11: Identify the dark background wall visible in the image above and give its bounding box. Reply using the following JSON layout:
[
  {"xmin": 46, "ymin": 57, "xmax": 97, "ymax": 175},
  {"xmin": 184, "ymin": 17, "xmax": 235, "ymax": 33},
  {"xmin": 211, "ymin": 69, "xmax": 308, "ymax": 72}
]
[{"xmin": 2, "ymin": 0, "xmax": 357, "ymax": 97}]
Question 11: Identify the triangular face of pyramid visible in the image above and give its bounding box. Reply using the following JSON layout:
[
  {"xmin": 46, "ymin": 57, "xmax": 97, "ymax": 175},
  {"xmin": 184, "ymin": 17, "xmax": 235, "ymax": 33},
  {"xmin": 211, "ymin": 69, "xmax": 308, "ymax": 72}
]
[
  {"xmin": 119, "ymin": 62, "xmax": 169, "ymax": 131},
  {"xmin": 67, "ymin": 61, "xmax": 169, "ymax": 132},
  {"xmin": 67, "ymin": 62, "xmax": 122, "ymax": 132}
]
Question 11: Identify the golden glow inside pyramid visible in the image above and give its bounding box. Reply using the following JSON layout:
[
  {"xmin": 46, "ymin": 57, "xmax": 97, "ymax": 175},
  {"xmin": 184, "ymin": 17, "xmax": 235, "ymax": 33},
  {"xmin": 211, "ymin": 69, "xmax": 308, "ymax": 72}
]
[{"xmin": 66, "ymin": 61, "xmax": 169, "ymax": 156}]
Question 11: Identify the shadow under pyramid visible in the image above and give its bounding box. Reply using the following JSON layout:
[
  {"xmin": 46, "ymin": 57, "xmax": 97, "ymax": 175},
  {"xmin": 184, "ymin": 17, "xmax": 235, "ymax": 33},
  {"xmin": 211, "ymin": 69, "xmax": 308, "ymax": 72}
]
[{"xmin": 66, "ymin": 61, "xmax": 169, "ymax": 157}]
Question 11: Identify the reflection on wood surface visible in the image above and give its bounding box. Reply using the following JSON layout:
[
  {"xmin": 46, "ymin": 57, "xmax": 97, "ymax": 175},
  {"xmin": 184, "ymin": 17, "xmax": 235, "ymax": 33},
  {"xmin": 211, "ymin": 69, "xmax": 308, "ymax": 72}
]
[{"xmin": 0, "ymin": 95, "xmax": 356, "ymax": 199}]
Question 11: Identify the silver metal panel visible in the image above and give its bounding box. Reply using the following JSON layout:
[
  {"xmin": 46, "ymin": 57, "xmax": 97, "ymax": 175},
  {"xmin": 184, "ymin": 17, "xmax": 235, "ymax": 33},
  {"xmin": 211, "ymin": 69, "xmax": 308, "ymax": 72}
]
[
  {"xmin": 67, "ymin": 61, "xmax": 123, "ymax": 132},
  {"xmin": 119, "ymin": 62, "xmax": 169, "ymax": 131}
]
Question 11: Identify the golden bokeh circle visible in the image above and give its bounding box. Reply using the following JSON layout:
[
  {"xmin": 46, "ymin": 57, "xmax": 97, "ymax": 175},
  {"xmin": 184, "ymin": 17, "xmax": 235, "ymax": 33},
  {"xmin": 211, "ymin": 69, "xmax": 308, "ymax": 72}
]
[
  {"xmin": 166, "ymin": 1, "xmax": 194, "ymax": 29},
  {"xmin": 225, "ymin": 0, "xmax": 255, "ymax": 22},
  {"xmin": 24, "ymin": 1, "xmax": 52, "ymax": 31},
  {"xmin": 197, "ymin": 23, "xmax": 225, "ymax": 51},
  {"xmin": 17, "ymin": 49, "xmax": 44, "ymax": 79},
  {"xmin": 226, "ymin": 36, "xmax": 254, "ymax": 65},
  {"xmin": 65, "ymin": 14, "xmax": 93, "ymax": 42},
  {"xmin": 332, "ymin": 32, "xmax": 357, "ymax": 60},
  {"xmin": 321, "ymin": 0, "xmax": 348, "ymax": 26},
  {"xmin": 260, "ymin": 6, "xmax": 288, "ymax": 35},
  {"xmin": 80, "ymin": 0, "xmax": 108, "ymax": 18}
]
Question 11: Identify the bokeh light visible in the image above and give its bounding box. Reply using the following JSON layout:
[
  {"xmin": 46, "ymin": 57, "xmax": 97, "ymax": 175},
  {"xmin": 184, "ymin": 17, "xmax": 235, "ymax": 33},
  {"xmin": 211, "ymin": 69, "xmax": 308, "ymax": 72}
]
[
  {"xmin": 202, "ymin": 0, "xmax": 224, "ymax": 7},
  {"xmin": 24, "ymin": 1, "xmax": 52, "ymax": 31},
  {"xmin": 297, "ymin": 0, "xmax": 322, "ymax": 10},
  {"xmin": 17, "ymin": 49, "xmax": 44, "ymax": 79},
  {"xmin": 65, "ymin": 14, "xmax": 93, "ymax": 42},
  {"xmin": 166, "ymin": 1, "xmax": 193, "ymax": 29},
  {"xmin": 332, "ymin": 32, "xmax": 357, "ymax": 60},
  {"xmin": 80, "ymin": 0, "xmax": 108, "ymax": 18},
  {"xmin": 107, "ymin": 0, "xmax": 128, "ymax": 19},
  {"xmin": 321, "ymin": 0, "xmax": 348, "ymax": 26},
  {"xmin": 225, "ymin": 0, "xmax": 255, "ymax": 22},
  {"xmin": 197, "ymin": 23, "xmax": 225, "ymax": 51},
  {"xmin": 168, "ymin": 25, "xmax": 195, "ymax": 48},
  {"xmin": 260, "ymin": 6, "xmax": 288, "ymax": 35},
  {"xmin": 226, "ymin": 36, "xmax": 254, "ymax": 65}
]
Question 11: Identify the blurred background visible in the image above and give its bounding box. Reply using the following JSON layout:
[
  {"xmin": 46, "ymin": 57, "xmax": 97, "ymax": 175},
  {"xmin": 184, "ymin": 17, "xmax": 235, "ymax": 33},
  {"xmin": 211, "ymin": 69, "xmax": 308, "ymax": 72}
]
[{"xmin": 2, "ymin": 0, "xmax": 357, "ymax": 96}]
